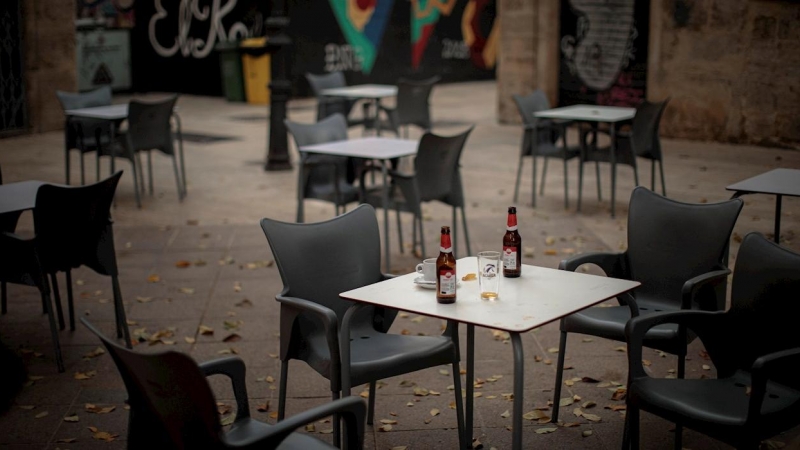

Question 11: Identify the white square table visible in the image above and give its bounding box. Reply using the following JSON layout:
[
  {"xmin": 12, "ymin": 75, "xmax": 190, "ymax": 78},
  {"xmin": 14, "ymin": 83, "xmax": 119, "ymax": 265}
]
[
  {"xmin": 321, "ymin": 84, "xmax": 398, "ymax": 136},
  {"xmin": 341, "ymin": 257, "xmax": 640, "ymax": 450},
  {"xmin": 299, "ymin": 137, "xmax": 418, "ymax": 270},
  {"xmin": 0, "ymin": 180, "xmax": 48, "ymax": 215},
  {"xmin": 726, "ymin": 168, "xmax": 800, "ymax": 243},
  {"xmin": 534, "ymin": 105, "xmax": 636, "ymax": 217}
]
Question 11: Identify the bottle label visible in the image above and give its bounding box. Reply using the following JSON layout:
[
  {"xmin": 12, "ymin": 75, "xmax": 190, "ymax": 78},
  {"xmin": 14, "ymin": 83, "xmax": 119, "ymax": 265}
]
[
  {"xmin": 440, "ymin": 233, "xmax": 453, "ymax": 253},
  {"xmin": 440, "ymin": 246, "xmax": 453, "ymax": 253},
  {"xmin": 439, "ymin": 269, "xmax": 456, "ymax": 295},
  {"xmin": 507, "ymin": 213, "xmax": 517, "ymax": 231},
  {"xmin": 503, "ymin": 246, "xmax": 518, "ymax": 270}
]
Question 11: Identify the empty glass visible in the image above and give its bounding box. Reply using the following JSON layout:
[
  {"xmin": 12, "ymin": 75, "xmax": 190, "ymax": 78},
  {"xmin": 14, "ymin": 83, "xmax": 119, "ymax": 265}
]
[{"xmin": 478, "ymin": 251, "xmax": 501, "ymax": 301}]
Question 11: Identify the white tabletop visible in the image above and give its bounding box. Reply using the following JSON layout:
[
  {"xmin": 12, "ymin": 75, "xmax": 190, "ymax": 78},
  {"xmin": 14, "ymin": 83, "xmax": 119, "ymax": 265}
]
[
  {"xmin": 726, "ymin": 168, "xmax": 800, "ymax": 197},
  {"xmin": 65, "ymin": 104, "xmax": 129, "ymax": 120},
  {"xmin": 300, "ymin": 137, "xmax": 417, "ymax": 160},
  {"xmin": 321, "ymin": 84, "xmax": 398, "ymax": 99},
  {"xmin": 0, "ymin": 180, "xmax": 48, "ymax": 215},
  {"xmin": 534, "ymin": 104, "xmax": 635, "ymax": 122},
  {"xmin": 340, "ymin": 257, "xmax": 640, "ymax": 333}
]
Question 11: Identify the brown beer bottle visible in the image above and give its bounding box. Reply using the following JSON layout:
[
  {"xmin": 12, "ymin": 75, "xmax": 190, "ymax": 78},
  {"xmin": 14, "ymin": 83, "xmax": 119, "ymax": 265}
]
[
  {"xmin": 436, "ymin": 226, "xmax": 457, "ymax": 304},
  {"xmin": 503, "ymin": 206, "xmax": 522, "ymax": 278}
]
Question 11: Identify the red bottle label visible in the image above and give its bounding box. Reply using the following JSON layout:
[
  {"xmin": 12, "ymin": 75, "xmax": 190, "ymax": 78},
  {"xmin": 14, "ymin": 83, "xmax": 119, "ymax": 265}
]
[
  {"xmin": 507, "ymin": 214, "xmax": 517, "ymax": 231},
  {"xmin": 440, "ymin": 234, "xmax": 452, "ymax": 253}
]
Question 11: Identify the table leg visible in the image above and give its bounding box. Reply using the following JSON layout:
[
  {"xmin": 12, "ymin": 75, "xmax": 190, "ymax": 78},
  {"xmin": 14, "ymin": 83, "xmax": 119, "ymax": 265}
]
[
  {"xmin": 609, "ymin": 124, "xmax": 617, "ymax": 218},
  {"xmin": 296, "ymin": 156, "xmax": 305, "ymax": 223},
  {"xmin": 775, "ymin": 194, "xmax": 782, "ymax": 243},
  {"xmin": 375, "ymin": 99, "xmax": 382, "ymax": 136},
  {"xmin": 465, "ymin": 324, "xmax": 475, "ymax": 448},
  {"xmin": 511, "ymin": 332, "xmax": 524, "ymax": 450},
  {"xmin": 382, "ymin": 162, "xmax": 391, "ymax": 271}
]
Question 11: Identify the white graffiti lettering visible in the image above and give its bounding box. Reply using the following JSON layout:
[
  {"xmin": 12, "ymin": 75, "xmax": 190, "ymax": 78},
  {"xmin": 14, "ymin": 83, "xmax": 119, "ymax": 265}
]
[
  {"xmin": 441, "ymin": 38, "xmax": 470, "ymax": 60},
  {"xmin": 149, "ymin": 0, "xmax": 249, "ymax": 59},
  {"xmin": 324, "ymin": 44, "xmax": 362, "ymax": 72}
]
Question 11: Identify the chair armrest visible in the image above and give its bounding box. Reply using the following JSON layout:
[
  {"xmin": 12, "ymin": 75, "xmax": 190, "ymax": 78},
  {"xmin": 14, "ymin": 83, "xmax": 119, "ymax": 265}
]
[
  {"xmin": 239, "ymin": 396, "xmax": 366, "ymax": 450},
  {"xmin": 681, "ymin": 268, "xmax": 730, "ymax": 310},
  {"xmin": 625, "ymin": 310, "xmax": 723, "ymax": 380},
  {"xmin": 748, "ymin": 347, "xmax": 800, "ymax": 421},
  {"xmin": 558, "ymin": 251, "xmax": 627, "ymax": 278},
  {"xmin": 276, "ymin": 294, "xmax": 341, "ymax": 387},
  {"xmin": 198, "ymin": 356, "xmax": 250, "ymax": 421},
  {"xmin": 341, "ymin": 303, "xmax": 372, "ymax": 391}
]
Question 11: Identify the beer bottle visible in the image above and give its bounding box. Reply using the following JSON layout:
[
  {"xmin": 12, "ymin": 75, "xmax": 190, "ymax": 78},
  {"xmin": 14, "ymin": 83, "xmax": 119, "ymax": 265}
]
[
  {"xmin": 436, "ymin": 226, "xmax": 457, "ymax": 304},
  {"xmin": 503, "ymin": 206, "xmax": 522, "ymax": 278}
]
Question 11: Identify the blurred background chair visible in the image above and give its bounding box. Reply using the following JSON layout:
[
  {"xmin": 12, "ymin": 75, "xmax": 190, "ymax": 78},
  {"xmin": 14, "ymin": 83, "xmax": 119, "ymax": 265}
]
[
  {"xmin": 0, "ymin": 172, "xmax": 130, "ymax": 372},
  {"xmin": 306, "ymin": 71, "xmax": 371, "ymax": 130},
  {"xmin": 512, "ymin": 91, "xmax": 580, "ymax": 208},
  {"xmin": 624, "ymin": 233, "xmax": 800, "ymax": 450},
  {"xmin": 285, "ymin": 114, "xmax": 360, "ymax": 223},
  {"xmin": 56, "ymin": 86, "xmax": 117, "ymax": 186},
  {"xmin": 359, "ymin": 127, "xmax": 474, "ymax": 258},
  {"xmin": 81, "ymin": 317, "xmax": 366, "ymax": 450},
  {"xmin": 261, "ymin": 205, "xmax": 465, "ymax": 448},
  {"xmin": 378, "ymin": 76, "xmax": 440, "ymax": 138},
  {"xmin": 578, "ymin": 99, "xmax": 670, "ymax": 211},
  {"xmin": 550, "ymin": 187, "xmax": 743, "ymax": 423}
]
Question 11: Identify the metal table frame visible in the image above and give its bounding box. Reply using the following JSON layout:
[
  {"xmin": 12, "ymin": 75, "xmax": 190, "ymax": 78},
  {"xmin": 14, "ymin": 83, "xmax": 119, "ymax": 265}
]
[
  {"xmin": 726, "ymin": 168, "xmax": 800, "ymax": 244},
  {"xmin": 320, "ymin": 84, "xmax": 398, "ymax": 136}
]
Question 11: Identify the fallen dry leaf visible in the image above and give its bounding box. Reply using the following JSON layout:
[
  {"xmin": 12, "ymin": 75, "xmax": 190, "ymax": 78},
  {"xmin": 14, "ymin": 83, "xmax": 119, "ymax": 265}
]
[
  {"xmin": 83, "ymin": 347, "xmax": 105, "ymax": 359},
  {"xmin": 175, "ymin": 260, "xmax": 192, "ymax": 268},
  {"xmin": 559, "ymin": 397, "xmax": 574, "ymax": 407},
  {"xmin": 583, "ymin": 413, "xmax": 602, "ymax": 422},
  {"xmin": 74, "ymin": 371, "xmax": 97, "ymax": 381},
  {"xmin": 179, "ymin": 287, "xmax": 195, "ymax": 295},
  {"xmin": 223, "ymin": 333, "xmax": 242, "ymax": 343},
  {"xmin": 88, "ymin": 426, "xmax": 119, "ymax": 442},
  {"xmin": 56, "ymin": 438, "xmax": 77, "ymax": 443},
  {"xmin": 34, "ymin": 411, "xmax": 49, "ymax": 419},
  {"xmin": 430, "ymin": 408, "xmax": 440, "ymax": 417},
  {"xmin": 184, "ymin": 336, "xmax": 196, "ymax": 344},
  {"xmin": 85, "ymin": 404, "xmax": 115, "ymax": 414},
  {"xmin": 702, "ymin": 364, "xmax": 711, "ymax": 370},
  {"xmin": 198, "ymin": 325, "xmax": 214, "ymax": 335},
  {"xmin": 63, "ymin": 415, "xmax": 79, "ymax": 422},
  {"xmin": 500, "ymin": 410, "xmax": 510, "ymax": 418},
  {"xmin": 582, "ymin": 430, "xmax": 593, "ymax": 437},
  {"xmin": 413, "ymin": 387, "xmax": 429, "ymax": 396},
  {"xmin": 535, "ymin": 427, "xmax": 557, "ymax": 434},
  {"xmin": 136, "ymin": 296, "xmax": 153, "ymax": 303},
  {"xmin": 380, "ymin": 419, "xmax": 397, "ymax": 425},
  {"xmin": 379, "ymin": 424, "xmax": 393, "ymax": 432},
  {"xmin": 544, "ymin": 249, "xmax": 559, "ymax": 256},
  {"xmin": 305, "ymin": 423, "xmax": 315, "ymax": 432},
  {"xmin": 257, "ymin": 402, "xmax": 269, "ymax": 412},
  {"xmin": 147, "ymin": 274, "xmax": 160, "ymax": 283}
]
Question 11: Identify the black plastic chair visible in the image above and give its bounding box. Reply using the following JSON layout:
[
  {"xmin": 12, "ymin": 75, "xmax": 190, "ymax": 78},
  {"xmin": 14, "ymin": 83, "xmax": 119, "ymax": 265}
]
[
  {"xmin": 623, "ymin": 233, "xmax": 800, "ymax": 450},
  {"xmin": 261, "ymin": 204, "xmax": 465, "ymax": 448},
  {"xmin": 123, "ymin": 96, "xmax": 186, "ymax": 208},
  {"xmin": 80, "ymin": 318, "xmax": 366, "ymax": 450},
  {"xmin": 512, "ymin": 91, "xmax": 581, "ymax": 208},
  {"xmin": 0, "ymin": 172, "xmax": 131, "ymax": 372},
  {"xmin": 306, "ymin": 71, "xmax": 370, "ymax": 129},
  {"xmin": 285, "ymin": 114, "xmax": 360, "ymax": 223},
  {"xmin": 378, "ymin": 76, "xmax": 440, "ymax": 138},
  {"xmin": 359, "ymin": 127, "xmax": 474, "ymax": 258},
  {"xmin": 550, "ymin": 187, "xmax": 744, "ymax": 423},
  {"xmin": 578, "ymin": 99, "xmax": 670, "ymax": 211},
  {"xmin": 56, "ymin": 86, "xmax": 117, "ymax": 186}
]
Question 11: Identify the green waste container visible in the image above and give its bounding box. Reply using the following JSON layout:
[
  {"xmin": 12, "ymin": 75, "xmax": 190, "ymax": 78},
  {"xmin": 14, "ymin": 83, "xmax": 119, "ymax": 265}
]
[{"xmin": 215, "ymin": 40, "xmax": 245, "ymax": 102}]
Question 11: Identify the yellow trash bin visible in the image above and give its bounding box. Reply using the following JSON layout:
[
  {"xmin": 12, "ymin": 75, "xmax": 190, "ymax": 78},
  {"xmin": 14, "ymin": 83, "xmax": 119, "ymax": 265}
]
[{"xmin": 240, "ymin": 37, "xmax": 271, "ymax": 104}]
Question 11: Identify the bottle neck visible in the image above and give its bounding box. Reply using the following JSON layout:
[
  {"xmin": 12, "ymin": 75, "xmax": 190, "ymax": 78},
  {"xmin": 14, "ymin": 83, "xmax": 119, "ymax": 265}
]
[
  {"xmin": 440, "ymin": 233, "xmax": 452, "ymax": 253},
  {"xmin": 506, "ymin": 214, "xmax": 518, "ymax": 231}
]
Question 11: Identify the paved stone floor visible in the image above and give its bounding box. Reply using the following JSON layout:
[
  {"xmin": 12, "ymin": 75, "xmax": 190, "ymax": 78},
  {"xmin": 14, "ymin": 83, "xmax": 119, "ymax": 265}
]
[{"xmin": 0, "ymin": 81, "xmax": 799, "ymax": 449}]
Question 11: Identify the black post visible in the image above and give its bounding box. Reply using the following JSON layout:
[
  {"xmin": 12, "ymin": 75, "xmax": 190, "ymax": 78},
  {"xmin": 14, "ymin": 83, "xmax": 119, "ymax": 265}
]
[{"xmin": 264, "ymin": 1, "xmax": 292, "ymax": 171}]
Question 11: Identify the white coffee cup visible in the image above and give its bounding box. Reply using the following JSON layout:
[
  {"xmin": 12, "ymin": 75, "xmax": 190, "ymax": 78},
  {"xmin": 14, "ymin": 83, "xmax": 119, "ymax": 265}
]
[{"xmin": 415, "ymin": 258, "xmax": 436, "ymax": 282}]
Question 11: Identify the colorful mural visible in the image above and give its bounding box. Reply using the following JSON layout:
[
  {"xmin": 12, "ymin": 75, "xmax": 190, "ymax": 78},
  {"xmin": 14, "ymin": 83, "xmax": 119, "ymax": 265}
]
[
  {"xmin": 410, "ymin": 0, "xmax": 456, "ymax": 69},
  {"xmin": 461, "ymin": 0, "xmax": 497, "ymax": 70},
  {"xmin": 328, "ymin": 0, "xmax": 396, "ymax": 74}
]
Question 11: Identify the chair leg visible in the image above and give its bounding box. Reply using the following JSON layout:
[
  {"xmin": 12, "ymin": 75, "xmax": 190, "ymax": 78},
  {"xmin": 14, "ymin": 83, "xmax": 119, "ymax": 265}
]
[
  {"xmin": 367, "ymin": 381, "xmax": 377, "ymax": 425},
  {"xmin": 131, "ymin": 154, "xmax": 142, "ymax": 209},
  {"xmin": 451, "ymin": 359, "xmax": 467, "ymax": 450},
  {"xmin": 396, "ymin": 207, "xmax": 404, "ymax": 255},
  {"xmin": 412, "ymin": 213, "xmax": 418, "ymax": 256},
  {"xmin": 633, "ymin": 163, "xmax": 640, "ymax": 187},
  {"xmin": 332, "ymin": 390, "xmax": 342, "ymax": 449},
  {"xmin": 96, "ymin": 152, "xmax": 101, "ymax": 182},
  {"xmin": 532, "ymin": 156, "xmax": 538, "ymax": 208},
  {"xmin": 651, "ymin": 160, "xmax": 656, "ymax": 191},
  {"xmin": 42, "ymin": 288, "xmax": 65, "ymax": 372},
  {"xmin": 563, "ymin": 157, "xmax": 570, "ymax": 209},
  {"xmin": 418, "ymin": 214, "xmax": 427, "ymax": 258},
  {"xmin": 628, "ymin": 405, "xmax": 640, "ymax": 450},
  {"xmin": 171, "ymin": 154, "xmax": 183, "ymax": 202},
  {"xmin": 595, "ymin": 162, "xmax": 602, "ymax": 202},
  {"xmin": 578, "ymin": 160, "xmax": 585, "ymax": 212},
  {"xmin": 1, "ymin": 282, "xmax": 6, "ymax": 315},
  {"xmin": 674, "ymin": 424, "xmax": 682, "ymax": 450},
  {"xmin": 659, "ymin": 160, "xmax": 667, "ymax": 196},
  {"xmin": 460, "ymin": 206, "xmax": 471, "ymax": 257},
  {"xmin": 539, "ymin": 157, "xmax": 549, "ymax": 195},
  {"xmin": 147, "ymin": 151, "xmax": 154, "ymax": 196},
  {"xmin": 278, "ymin": 360, "xmax": 289, "ymax": 420},
  {"xmin": 50, "ymin": 273, "xmax": 65, "ymax": 331},
  {"xmin": 112, "ymin": 276, "xmax": 132, "ymax": 348},
  {"xmin": 513, "ymin": 154, "xmax": 525, "ymax": 204},
  {"xmin": 452, "ymin": 207, "xmax": 458, "ymax": 258},
  {"xmin": 65, "ymin": 149, "xmax": 71, "ymax": 185},
  {"xmin": 80, "ymin": 154, "xmax": 86, "ymax": 186},
  {"xmin": 550, "ymin": 329, "xmax": 568, "ymax": 422},
  {"xmin": 65, "ymin": 269, "xmax": 75, "ymax": 331}
]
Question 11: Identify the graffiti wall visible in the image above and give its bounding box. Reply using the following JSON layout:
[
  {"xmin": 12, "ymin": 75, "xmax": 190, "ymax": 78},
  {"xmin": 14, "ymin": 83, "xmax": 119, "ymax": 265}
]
[
  {"xmin": 129, "ymin": 0, "xmax": 496, "ymax": 96},
  {"xmin": 558, "ymin": 0, "xmax": 649, "ymax": 107}
]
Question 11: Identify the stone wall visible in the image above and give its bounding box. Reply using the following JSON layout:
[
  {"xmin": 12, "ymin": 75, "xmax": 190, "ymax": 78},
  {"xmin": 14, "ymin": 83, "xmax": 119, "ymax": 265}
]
[
  {"xmin": 23, "ymin": 0, "xmax": 77, "ymax": 133},
  {"xmin": 497, "ymin": 0, "xmax": 800, "ymax": 147}
]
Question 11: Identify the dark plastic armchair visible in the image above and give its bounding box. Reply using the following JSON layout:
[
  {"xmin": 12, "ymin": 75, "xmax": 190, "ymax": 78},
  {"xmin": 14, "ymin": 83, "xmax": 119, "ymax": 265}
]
[
  {"xmin": 512, "ymin": 91, "xmax": 581, "ymax": 208},
  {"xmin": 378, "ymin": 76, "xmax": 440, "ymax": 137},
  {"xmin": 550, "ymin": 187, "xmax": 743, "ymax": 422},
  {"xmin": 261, "ymin": 205, "xmax": 465, "ymax": 448},
  {"xmin": 81, "ymin": 317, "xmax": 366, "ymax": 450},
  {"xmin": 285, "ymin": 114, "xmax": 360, "ymax": 223},
  {"xmin": 359, "ymin": 127, "xmax": 474, "ymax": 258},
  {"xmin": 306, "ymin": 71, "xmax": 370, "ymax": 129},
  {"xmin": 56, "ymin": 86, "xmax": 116, "ymax": 185},
  {"xmin": 0, "ymin": 172, "xmax": 131, "ymax": 372},
  {"xmin": 124, "ymin": 96, "xmax": 186, "ymax": 208},
  {"xmin": 623, "ymin": 233, "xmax": 800, "ymax": 450},
  {"xmin": 578, "ymin": 99, "xmax": 670, "ymax": 212}
]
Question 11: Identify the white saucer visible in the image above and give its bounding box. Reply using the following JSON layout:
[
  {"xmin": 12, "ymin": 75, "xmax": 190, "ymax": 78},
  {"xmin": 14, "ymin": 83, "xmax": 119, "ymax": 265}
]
[{"xmin": 413, "ymin": 276, "xmax": 436, "ymax": 289}]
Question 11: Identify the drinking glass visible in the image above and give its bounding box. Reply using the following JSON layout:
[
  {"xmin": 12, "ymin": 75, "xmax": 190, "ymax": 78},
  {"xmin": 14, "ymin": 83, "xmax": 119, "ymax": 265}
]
[{"xmin": 478, "ymin": 251, "xmax": 501, "ymax": 301}]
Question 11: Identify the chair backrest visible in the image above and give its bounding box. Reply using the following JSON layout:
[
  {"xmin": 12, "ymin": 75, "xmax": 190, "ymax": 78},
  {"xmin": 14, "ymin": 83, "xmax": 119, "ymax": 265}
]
[
  {"xmin": 703, "ymin": 233, "xmax": 800, "ymax": 386},
  {"xmin": 55, "ymin": 86, "xmax": 112, "ymax": 111},
  {"xmin": 285, "ymin": 113, "xmax": 348, "ymax": 148},
  {"xmin": 261, "ymin": 204, "xmax": 383, "ymax": 321},
  {"xmin": 413, "ymin": 127, "xmax": 474, "ymax": 204},
  {"xmin": 512, "ymin": 91, "xmax": 559, "ymax": 147},
  {"xmin": 306, "ymin": 71, "xmax": 347, "ymax": 97},
  {"xmin": 80, "ymin": 318, "xmax": 223, "ymax": 449},
  {"xmin": 33, "ymin": 172, "xmax": 122, "ymax": 275},
  {"xmin": 395, "ymin": 76, "xmax": 440, "ymax": 129},
  {"xmin": 625, "ymin": 187, "xmax": 743, "ymax": 309},
  {"xmin": 127, "ymin": 96, "xmax": 178, "ymax": 155},
  {"xmin": 630, "ymin": 98, "xmax": 669, "ymax": 159}
]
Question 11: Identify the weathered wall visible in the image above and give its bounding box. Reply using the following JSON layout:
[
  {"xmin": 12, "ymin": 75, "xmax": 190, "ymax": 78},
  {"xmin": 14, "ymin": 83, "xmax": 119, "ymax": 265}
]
[
  {"xmin": 497, "ymin": 0, "xmax": 800, "ymax": 147},
  {"xmin": 649, "ymin": 0, "xmax": 800, "ymax": 147},
  {"xmin": 23, "ymin": 0, "xmax": 77, "ymax": 133}
]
